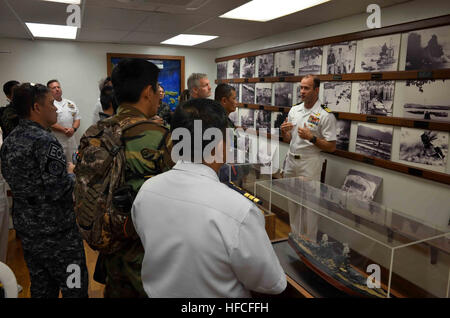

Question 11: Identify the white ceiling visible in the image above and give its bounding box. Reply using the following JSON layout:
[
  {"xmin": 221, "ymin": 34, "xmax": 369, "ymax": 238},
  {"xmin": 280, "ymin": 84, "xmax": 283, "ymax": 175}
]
[{"xmin": 0, "ymin": 0, "xmax": 411, "ymax": 49}]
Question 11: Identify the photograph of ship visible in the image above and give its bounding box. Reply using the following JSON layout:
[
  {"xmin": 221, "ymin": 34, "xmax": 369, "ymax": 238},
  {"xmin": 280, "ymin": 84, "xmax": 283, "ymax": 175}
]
[
  {"xmin": 271, "ymin": 111, "xmax": 288, "ymax": 130},
  {"xmin": 227, "ymin": 59, "xmax": 240, "ymax": 79},
  {"xmin": 239, "ymin": 108, "xmax": 255, "ymax": 129},
  {"xmin": 336, "ymin": 119, "xmax": 351, "ymax": 151},
  {"xmin": 323, "ymin": 82, "xmax": 352, "ymax": 112},
  {"xmin": 341, "ymin": 169, "xmax": 382, "ymax": 201},
  {"xmin": 298, "ymin": 46, "xmax": 323, "ymax": 75},
  {"xmin": 240, "ymin": 56, "xmax": 255, "ymax": 78},
  {"xmin": 399, "ymin": 128, "xmax": 448, "ymax": 167},
  {"xmin": 217, "ymin": 61, "xmax": 227, "ymax": 80},
  {"xmin": 405, "ymin": 25, "xmax": 450, "ymax": 70},
  {"xmin": 274, "ymin": 82, "xmax": 293, "ymax": 107},
  {"xmin": 241, "ymin": 83, "xmax": 255, "ymax": 104},
  {"xmin": 275, "ymin": 50, "xmax": 295, "ymax": 76},
  {"xmin": 257, "ymin": 53, "xmax": 274, "ymax": 77},
  {"xmin": 255, "ymin": 109, "xmax": 271, "ymax": 130},
  {"xmin": 355, "ymin": 123, "xmax": 393, "ymax": 160},
  {"xmin": 325, "ymin": 41, "xmax": 357, "ymax": 74},
  {"xmin": 357, "ymin": 81, "xmax": 395, "ymax": 116},
  {"xmin": 398, "ymin": 80, "xmax": 450, "ymax": 122},
  {"xmin": 356, "ymin": 34, "xmax": 400, "ymax": 72},
  {"xmin": 255, "ymin": 83, "xmax": 272, "ymax": 105}
]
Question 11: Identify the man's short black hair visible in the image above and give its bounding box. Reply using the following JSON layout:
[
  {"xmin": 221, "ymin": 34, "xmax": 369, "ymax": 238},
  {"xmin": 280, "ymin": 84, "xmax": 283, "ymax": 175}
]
[
  {"xmin": 46, "ymin": 79, "xmax": 59, "ymax": 87},
  {"xmin": 100, "ymin": 85, "xmax": 114, "ymax": 111},
  {"xmin": 171, "ymin": 98, "xmax": 228, "ymax": 162},
  {"xmin": 13, "ymin": 83, "xmax": 49, "ymax": 118},
  {"xmin": 214, "ymin": 83, "xmax": 235, "ymax": 103},
  {"xmin": 3, "ymin": 80, "xmax": 20, "ymax": 97},
  {"xmin": 111, "ymin": 58, "xmax": 160, "ymax": 105}
]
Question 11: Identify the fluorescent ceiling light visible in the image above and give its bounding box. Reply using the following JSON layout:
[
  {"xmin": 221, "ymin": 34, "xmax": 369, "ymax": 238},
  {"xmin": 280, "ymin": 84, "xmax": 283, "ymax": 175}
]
[
  {"xmin": 25, "ymin": 23, "xmax": 78, "ymax": 39},
  {"xmin": 161, "ymin": 34, "xmax": 218, "ymax": 46},
  {"xmin": 220, "ymin": 0, "xmax": 330, "ymax": 22},
  {"xmin": 42, "ymin": 0, "xmax": 81, "ymax": 4}
]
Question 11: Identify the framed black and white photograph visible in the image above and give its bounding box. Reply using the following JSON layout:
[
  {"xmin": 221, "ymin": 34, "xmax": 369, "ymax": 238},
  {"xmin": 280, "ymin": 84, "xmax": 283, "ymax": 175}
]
[
  {"xmin": 227, "ymin": 59, "xmax": 240, "ymax": 79},
  {"xmin": 355, "ymin": 123, "xmax": 393, "ymax": 160},
  {"xmin": 271, "ymin": 111, "xmax": 288, "ymax": 130},
  {"xmin": 241, "ymin": 83, "xmax": 255, "ymax": 104},
  {"xmin": 240, "ymin": 56, "xmax": 255, "ymax": 78},
  {"xmin": 324, "ymin": 41, "xmax": 357, "ymax": 74},
  {"xmin": 255, "ymin": 109, "xmax": 271, "ymax": 130},
  {"xmin": 239, "ymin": 108, "xmax": 255, "ymax": 129},
  {"xmin": 397, "ymin": 80, "xmax": 450, "ymax": 122},
  {"xmin": 298, "ymin": 46, "xmax": 323, "ymax": 75},
  {"xmin": 356, "ymin": 34, "xmax": 401, "ymax": 72},
  {"xmin": 255, "ymin": 83, "xmax": 272, "ymax": 105},
  {"xmin": 336, "ymin": 119, "xmax": 351, "ymax": 151},
  {"xmin": 293, "ymin": 83, "xmax": 302, "ymax": 105},
  {"xmin": 257, "ymin": 53, "xmax": 274, "ymax": 77},
  {"xmin": 405, "ymin": 25, "xmax": 450, "ymax": 70},
  {"xmin": 341, "ymin": 169, "xmax": 383, "ymax": 201},
  {"xmin": 274, "ymin": 82, "xmax": 293, "ymax": 107},
  {"xmin": 275, "ymin": 51, "xmax": 295, "ymax": 76},
  {"xmin": 217, "ymin": 61, "xmax": 227, "ymax": 80},
  {"xmin": 323, "ymin": 81, "xmax": 352, "ymax": 112},
  {"xmin": 357, "ymin": 81, "xmax": 395, "ymax": 116},
  {"xmin": 229, "ymin": 83, "xmax": 240, "ymax": 102},
  {"xmin": 399, "ymin": 128, "xmax": 448, "ymax": 168}
]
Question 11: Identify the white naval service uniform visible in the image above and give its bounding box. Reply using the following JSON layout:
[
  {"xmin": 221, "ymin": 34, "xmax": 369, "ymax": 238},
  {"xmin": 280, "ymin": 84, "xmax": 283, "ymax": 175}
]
[
  {"xmin": 92, "ymin": 98, "xmax": 102, "ymax": 124},
  {"xmin": 283, "ymin": 99, "xmax": 336, "ymax": 242},
  {"xmin": 53, "ymin": 98, "xmax": 81, "ymax": 164},
  {"xmin": 132, "ymin": 161, "xmax": 286, "ymax": 297}
]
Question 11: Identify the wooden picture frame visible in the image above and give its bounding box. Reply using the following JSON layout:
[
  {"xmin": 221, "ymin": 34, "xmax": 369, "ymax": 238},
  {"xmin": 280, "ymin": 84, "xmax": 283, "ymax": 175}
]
[{"xmin": 106, "ymin": 53, "xmax": 185, "ymax": 110}]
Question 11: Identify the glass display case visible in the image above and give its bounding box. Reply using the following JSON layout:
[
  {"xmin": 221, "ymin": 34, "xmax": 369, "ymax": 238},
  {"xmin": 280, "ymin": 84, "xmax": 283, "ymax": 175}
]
[
  {"xmin": 219, "ymin": 162, "xmax": 276, "ymax": 239},
  {"xmin": 255, "ymin": 177, "xmax": 450, "ymax": 298}
]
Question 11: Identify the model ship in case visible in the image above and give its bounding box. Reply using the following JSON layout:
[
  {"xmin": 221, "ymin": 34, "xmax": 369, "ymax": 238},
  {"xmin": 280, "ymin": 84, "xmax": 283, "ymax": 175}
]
[{"xmin": 288, "ymin": 233, "xmax": 388, "ymax": 298}]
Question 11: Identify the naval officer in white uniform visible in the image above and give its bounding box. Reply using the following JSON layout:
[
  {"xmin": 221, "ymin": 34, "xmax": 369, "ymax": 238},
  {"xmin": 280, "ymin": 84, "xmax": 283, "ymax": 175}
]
[
  {"xmin": 47, "ymin": 80, "xmax": 81, "ymax": 164},
  {"xmin": 280, "ymin": 74, "xmax": 337, "ymax": 242}
]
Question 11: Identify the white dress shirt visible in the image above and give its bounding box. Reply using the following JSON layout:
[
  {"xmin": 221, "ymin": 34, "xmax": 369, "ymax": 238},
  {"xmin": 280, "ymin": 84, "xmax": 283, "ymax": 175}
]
[
  {"xmin": 287, "ymin": 99, "xmax": 336, "ymax": 156},
  {"xmin": 132, "ymin": 160, "xmax": 286, "ymax": 298}
]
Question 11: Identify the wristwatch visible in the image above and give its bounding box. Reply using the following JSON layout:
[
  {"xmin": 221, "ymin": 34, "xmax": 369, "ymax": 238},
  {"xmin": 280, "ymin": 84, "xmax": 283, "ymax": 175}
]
[
  {"xmin": 73, "ymin": 127, "xmax": 78, "ymax": 132},
  {"xmin": 310, "ymin": 135, "xmax": 317, "ymax": 144}
]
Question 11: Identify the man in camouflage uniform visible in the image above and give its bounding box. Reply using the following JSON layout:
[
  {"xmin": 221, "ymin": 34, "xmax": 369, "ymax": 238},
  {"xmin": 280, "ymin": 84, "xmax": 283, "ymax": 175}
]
[
  {"xmin": 0, "ymin": 80, "xmax": 20, "ymax": 139},
  {"xmin": 99, "ymin": 58, "xmax": 173, "ymax": 298},
  {"xmin": 0, "ymin": 83, "xmax": 88, "ymax": 298}
]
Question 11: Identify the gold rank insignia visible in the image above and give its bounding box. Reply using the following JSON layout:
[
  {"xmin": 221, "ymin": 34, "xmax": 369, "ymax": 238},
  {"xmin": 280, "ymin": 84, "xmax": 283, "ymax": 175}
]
[
  {"xmin": 321, "ymin": 104, "xmax": 331, "ymax": 113},
  {"xmin": 68, "ymin": 102, "xmax": 75, "ymax": 109}
]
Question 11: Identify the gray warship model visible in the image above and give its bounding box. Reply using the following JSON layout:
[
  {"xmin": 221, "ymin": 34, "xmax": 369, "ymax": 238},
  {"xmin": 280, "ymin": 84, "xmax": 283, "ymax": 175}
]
[{"xmin": 288, "ymin": 233, "xmax": 388, "ymax": 298}]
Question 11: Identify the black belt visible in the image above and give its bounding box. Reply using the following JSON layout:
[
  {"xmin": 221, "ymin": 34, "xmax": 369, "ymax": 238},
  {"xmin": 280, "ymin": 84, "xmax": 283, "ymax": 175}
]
[{"xmin": 294, "ymin": 155, "xmax": 301, "ymax": 159}]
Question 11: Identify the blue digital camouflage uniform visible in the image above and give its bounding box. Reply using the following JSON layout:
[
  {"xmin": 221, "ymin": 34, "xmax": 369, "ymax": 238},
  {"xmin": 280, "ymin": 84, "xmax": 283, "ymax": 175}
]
[{"xmin": 0, "ymin": 119, "xmax": 88, "ymax": 298}]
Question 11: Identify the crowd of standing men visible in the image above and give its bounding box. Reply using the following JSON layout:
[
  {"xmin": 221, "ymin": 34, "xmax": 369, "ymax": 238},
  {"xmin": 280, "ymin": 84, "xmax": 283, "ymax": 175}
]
[{"xmin": 0, "ymin": 58, "xmax": 335, "ymax": 298}]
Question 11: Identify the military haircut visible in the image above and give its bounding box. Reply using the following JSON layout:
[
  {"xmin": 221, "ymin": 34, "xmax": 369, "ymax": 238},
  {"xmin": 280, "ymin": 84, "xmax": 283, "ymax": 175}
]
[
  {"xmin": 46, "ymin": 79, "xmax": 59, "ymax": 87},
  {"xmin": 111, "ymin": 58, "xmax": 160, "ymax": 105},
  {"xmin": 171, "ymin": 98, "xmax": 228, "ymax": 162},
  {"xmin": 13, "ymin": 83, "xmax": 50, "ymax": 118},
  {"xmin": 302, "ymin": 74, "xmax": 320, "ymax": 89},
  {"xmin": 187, "ymin": 73, "xmax": 207, "ymax": 93},
  {"xmin": 214, "ymin": 83, "xmax": 235, "ymax": 102},
  {"xmin": 3, "ymin": 80, "xmax": 20, "ymax": 97},
  {"xmin": 100, "ymin": 85, "xmax": 114, "ymax": 111}
]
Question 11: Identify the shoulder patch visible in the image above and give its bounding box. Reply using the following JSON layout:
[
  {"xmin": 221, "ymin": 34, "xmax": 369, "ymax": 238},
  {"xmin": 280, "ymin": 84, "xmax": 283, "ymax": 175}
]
[
  {"xmin": 46, "ymin": 142, "xmax": 66, "ymax": 164},
  {"xmin": 321, "ymin": 104, "xmax": 332, "ymax": 113},
  {"xmin": 46, "ymin": 159, "xmax": 65, "ymax": 176}
]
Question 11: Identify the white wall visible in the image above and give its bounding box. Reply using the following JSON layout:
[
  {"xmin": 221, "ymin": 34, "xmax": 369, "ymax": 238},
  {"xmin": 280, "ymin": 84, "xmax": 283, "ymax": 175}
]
[
  {"xmin": 0, "ymin": 39, "xmax": 217, "ymax": 138},
  {"xmin": 221, "ymin": 0, "xmax": 450, "ymax": 228}
]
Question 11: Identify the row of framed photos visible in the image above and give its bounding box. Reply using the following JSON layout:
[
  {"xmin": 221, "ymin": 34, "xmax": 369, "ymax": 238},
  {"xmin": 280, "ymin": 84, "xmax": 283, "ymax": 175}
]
[
  {"xmin": 217, "ymin": 24, "xmax": 450, "ymax": 79},
  {"xmin": 227, "ymin": 79, "xmax": 450, "ymax": 122},
  {"xmin": 229, "ymin": 108, "xmax": 450, "ymax": 174}
]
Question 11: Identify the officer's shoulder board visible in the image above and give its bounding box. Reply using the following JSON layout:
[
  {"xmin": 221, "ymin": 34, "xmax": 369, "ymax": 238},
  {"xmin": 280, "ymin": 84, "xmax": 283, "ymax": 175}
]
[{"xmin": 321, "ymin": 104, "xmax": 332, "ymax": 113}]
